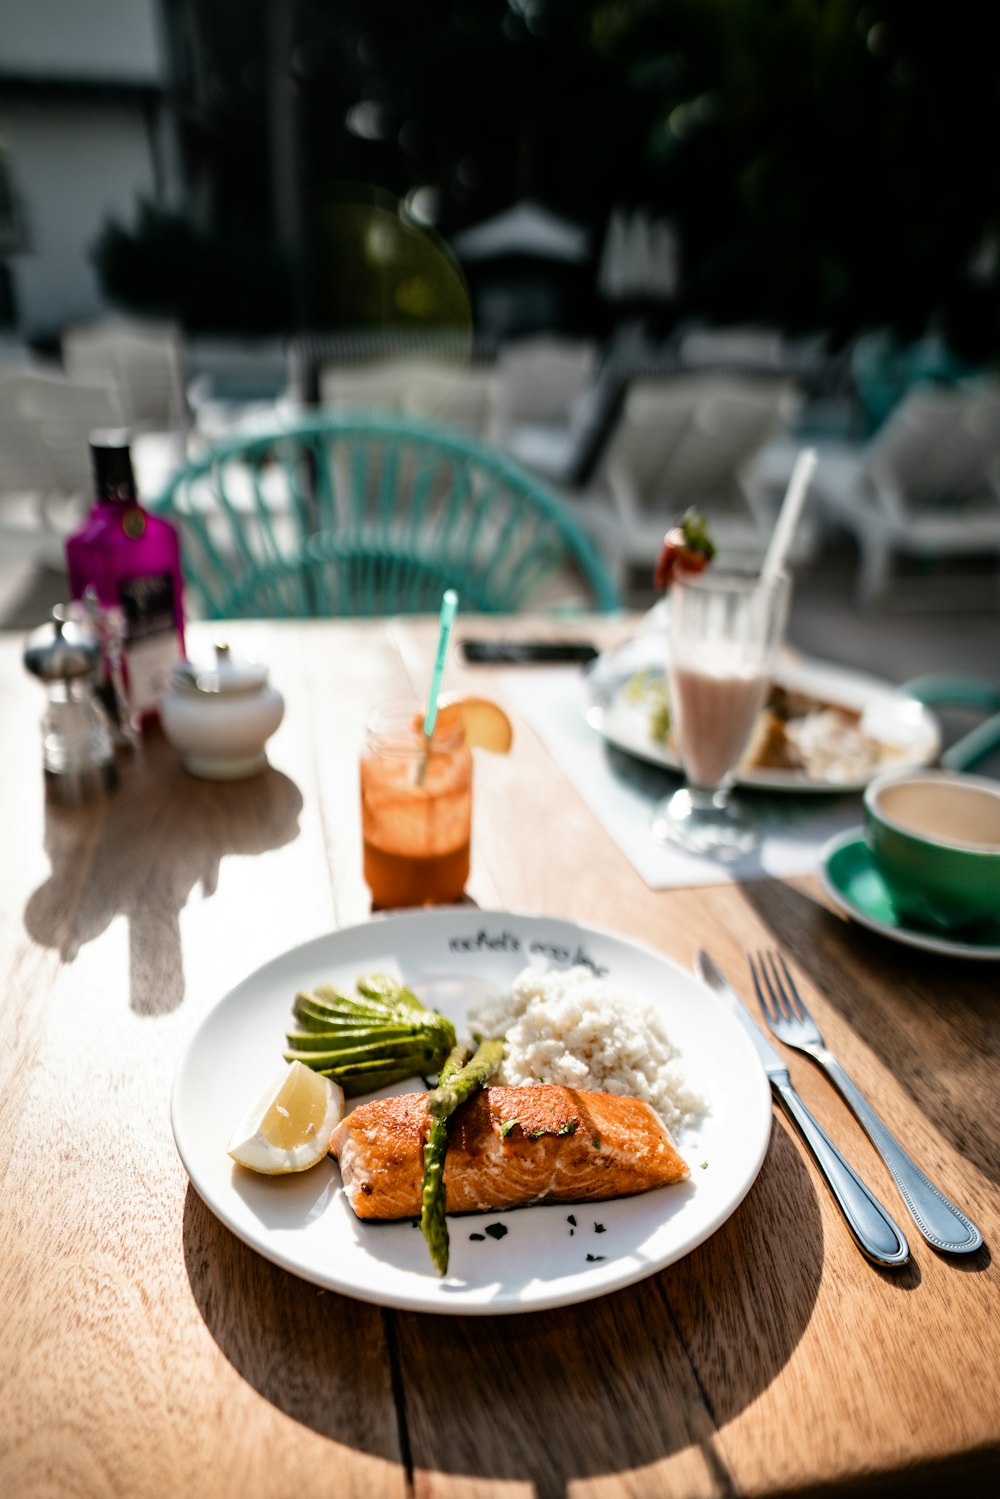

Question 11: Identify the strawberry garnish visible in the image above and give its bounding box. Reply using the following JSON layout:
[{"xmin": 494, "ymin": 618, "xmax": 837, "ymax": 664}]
[{"xmin": 653, "ymin": 508, "xmax": 716, "ymax": 591}]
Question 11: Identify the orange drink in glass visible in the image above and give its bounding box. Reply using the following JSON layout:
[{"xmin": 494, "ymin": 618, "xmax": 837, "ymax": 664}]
[{"xmin": 361, "ymin": 700, "xmax": 473, "ymax": 908}]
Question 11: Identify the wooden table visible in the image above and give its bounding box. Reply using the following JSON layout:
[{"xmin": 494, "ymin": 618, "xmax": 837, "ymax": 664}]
[{"xmin": 2, "ymin": 616, "xmax": 997, "ymax": 1499}]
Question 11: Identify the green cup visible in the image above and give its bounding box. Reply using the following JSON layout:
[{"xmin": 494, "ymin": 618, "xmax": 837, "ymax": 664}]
[{"xmin": 864, "ymin": 769, "xmax": 1000, "ymax": 932}]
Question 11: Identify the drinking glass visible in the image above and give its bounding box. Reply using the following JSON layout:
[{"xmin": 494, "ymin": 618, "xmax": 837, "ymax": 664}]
[
  {"xmin": 651, "ymin": 568, "xmax": 790, "ymax": 857},
  {"xmin": 360, "ymin": 700, "xmax": 472, "ymax": 908}
]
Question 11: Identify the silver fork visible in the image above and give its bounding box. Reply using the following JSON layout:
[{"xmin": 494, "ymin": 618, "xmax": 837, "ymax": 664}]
[{"xmin": 749, "ymin": 951, "xmax": 983, "ymax": 1255}]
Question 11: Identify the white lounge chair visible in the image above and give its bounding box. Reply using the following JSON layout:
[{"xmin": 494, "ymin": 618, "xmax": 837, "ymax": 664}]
[
  {"xmin": 0, "ymin": 370, "xmax": 122, "ymax": 565},
  {"xmin": 62, "ymin": 319, "xmax": 188, "ymax": 434},
  {"xmin": 319, "ymin": 358, "xmax": 413, "ymax": 415},
  {"xmin": 811, "ymin": 382, "xmax": 1000, "ymax": 602},
  {"xmin": 400, "ymin": 361, "xmax": 500, "ymax": 438},
  {"xmin": 575, "ymin": 373, "xmax": 800, "ymax": 590},
  {"xmin": 677, "ymin": 324, "xmax": 787, "ymax": 372},
  {"xmin": 320, "ymin": 356, "xmax": 500, "ymax": 440},
  {"xmin": 492, "ymin": 336, "xmax": 598, "ymax": 433}
]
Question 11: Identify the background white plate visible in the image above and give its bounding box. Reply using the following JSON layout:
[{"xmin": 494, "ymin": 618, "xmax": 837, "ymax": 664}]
[
  {"xmin": 586, "ymin": 627, "xmax": 940, "ymax": 793},
  {"xmin": 171, "ymin": 909, "xmax": 772, "ymax": 1315}
]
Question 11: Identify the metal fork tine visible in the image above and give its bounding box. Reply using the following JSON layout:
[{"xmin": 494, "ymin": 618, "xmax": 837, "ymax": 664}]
[
  {"xmin": 762, "ymin": 950, "xmax": 794, "ymax": 1021},
  {"xmin": 747, "ymin": 953, "xmax": 772, "ymax": 1019},
  {"xmin": 757, "ymin": 951, "xmax": 785, "ymax": 1020},
  {"xmin": 774, "ymin": 951, "xmax": 808, "ymax": 1021}
]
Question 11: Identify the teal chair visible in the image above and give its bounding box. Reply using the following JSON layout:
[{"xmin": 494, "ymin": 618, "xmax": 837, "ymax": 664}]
[
  {"xmin": 152, "ymin": 412, "xmax": 620, "ymax": 618},
  {"xmin": 901, "ymin": 676, "xmax": 1000, "ymax": 774}
]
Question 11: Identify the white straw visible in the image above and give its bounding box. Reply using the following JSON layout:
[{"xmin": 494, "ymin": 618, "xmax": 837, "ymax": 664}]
[{"xmin": 761, "ymin": 447, "xmax": 817, "ymax": 585}]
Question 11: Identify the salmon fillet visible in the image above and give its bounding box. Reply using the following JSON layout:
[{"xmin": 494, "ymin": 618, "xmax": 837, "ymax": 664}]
[{"xmin": 328, "ymin": 1084, "xmax": 689, "ymax": 1220}]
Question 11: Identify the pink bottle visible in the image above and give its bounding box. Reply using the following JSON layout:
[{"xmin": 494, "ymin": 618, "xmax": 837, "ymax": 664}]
[{"xmin": 66, "ymin": 431, "xmax": 186, "ymax": 727}]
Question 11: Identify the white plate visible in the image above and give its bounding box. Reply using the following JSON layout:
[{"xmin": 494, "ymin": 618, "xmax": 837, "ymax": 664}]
[
  {"xmin": 171, "ymin": 909, "xmax": 772, "ymax": 1315},
  {"xmin": 586, "ymin": 624, "xmax": 940, "ymax": 793}
]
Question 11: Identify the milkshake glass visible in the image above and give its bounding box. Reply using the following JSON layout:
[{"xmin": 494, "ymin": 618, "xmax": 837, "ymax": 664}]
[{"xmin": 651, "ymin": 568, "xmax": 790, "ymax": 857}]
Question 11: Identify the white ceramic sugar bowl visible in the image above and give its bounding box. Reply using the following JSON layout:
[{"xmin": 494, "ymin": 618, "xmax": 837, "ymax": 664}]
[{"xmin": 161, "ymin": 643, "xmax": 284, "ymax": 779}]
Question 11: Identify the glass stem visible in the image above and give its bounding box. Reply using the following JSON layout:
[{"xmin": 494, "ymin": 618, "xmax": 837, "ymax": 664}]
[{"xmin": 685, "ymin": 784, "xmax": 731, "ymax": 812}]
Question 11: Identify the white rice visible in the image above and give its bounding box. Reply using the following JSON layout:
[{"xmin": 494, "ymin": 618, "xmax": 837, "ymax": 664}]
[{"xmin": 467, "ymin": 965, "xmax": 704, "ymax": 1136}]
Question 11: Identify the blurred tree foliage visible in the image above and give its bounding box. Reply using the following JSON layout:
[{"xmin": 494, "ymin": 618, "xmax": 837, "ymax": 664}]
[
  {"xmin": 93, "ymin": 205, "xmax": 294, "ymax": 333},
  {"xmin": 94, "ymin": 0, "xmax": 1000, "ymax": 352},
  {"xmin": 572, "ymin": 0, "xmax": 1000, "ymax": 351}
]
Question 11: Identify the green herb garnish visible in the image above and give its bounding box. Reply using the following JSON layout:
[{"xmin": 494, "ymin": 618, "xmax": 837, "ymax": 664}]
[
  {"xmin": 586, "ymin": 1254, "xmax": 605, "ymax": 1263},
  {"xmin": 557, "ymin": 1120, "xmax": 578, "ymax": 1136},
  {"xmin": 484, "ymin": 1223, "xmax": 508, "ymax": 1241},
  {"xmin": 499, "ymin": 1117, "xmax": 519, "ymax": 1138}
]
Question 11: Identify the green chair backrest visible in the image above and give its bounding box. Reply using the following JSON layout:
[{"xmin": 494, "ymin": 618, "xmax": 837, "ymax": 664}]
[
  {"xmin": 152, "ymin": 412, "xmax": 620, "ymax": 618},
  {"xmin": 900, "ymin": 675, "xmax": 1000, "ymax": 774}
]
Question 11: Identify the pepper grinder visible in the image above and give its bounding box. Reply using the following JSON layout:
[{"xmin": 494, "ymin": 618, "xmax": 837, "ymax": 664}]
[
  {"xmin": 60, "ymin": 590, "xmax": 137, "ymax": 750},
  {"xmin": 23, "ymin": 611, "xmax": 118, "ymax": 803}
]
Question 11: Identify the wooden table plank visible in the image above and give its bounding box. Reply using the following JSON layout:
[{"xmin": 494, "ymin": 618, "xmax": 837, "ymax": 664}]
[{"xmin": 397, "ymin": 1287, "xmax": 724, "ymax": 1499}]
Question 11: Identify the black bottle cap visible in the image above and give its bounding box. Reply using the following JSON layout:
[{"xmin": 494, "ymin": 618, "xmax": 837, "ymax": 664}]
[{"xmin": 90, "ymin": 430, "xmax": 137, "ymax": 504}]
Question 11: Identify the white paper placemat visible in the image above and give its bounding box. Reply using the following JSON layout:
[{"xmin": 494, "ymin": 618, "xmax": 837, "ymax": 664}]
[{"xmin": 506, "ymin": 668, "xmax": 862, "ymax": 889}]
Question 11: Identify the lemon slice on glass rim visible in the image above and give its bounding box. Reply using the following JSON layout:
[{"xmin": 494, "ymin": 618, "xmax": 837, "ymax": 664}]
[{"xmin": 228, "ymin": 1061, "xmax": 344, "ymax": 1174}]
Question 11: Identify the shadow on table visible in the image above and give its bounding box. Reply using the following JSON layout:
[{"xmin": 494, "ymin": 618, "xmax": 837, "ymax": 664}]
[
  {"xmin": 181, "ymin": 1185, "xmax": 406, "ymax": 1460},
  {"xmin": 739, "ymin": 878, "xmax": 1000, "ymax": 1198},
  {"xmin": 181, "ymin": 1125, "xmax": 867, "ymax": 1496},
  {"xmin": 23, "ymin": 730, "xmax": 302, "ymax": 1017}
]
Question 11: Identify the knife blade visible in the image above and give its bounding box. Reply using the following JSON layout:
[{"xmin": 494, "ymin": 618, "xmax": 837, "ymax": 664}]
[
  {"xmin": 695, "ymin": 950, "xmax": 791, "ymax": 1081},
  {"xmin": 695, "ymin": 951, "xmax": 910, "ymax": 1268}
]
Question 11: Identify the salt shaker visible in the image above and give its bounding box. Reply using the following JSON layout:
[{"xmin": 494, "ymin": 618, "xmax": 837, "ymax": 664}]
[{"xmin": 23, "ymin": 612, "xmax": 118, "ymax": 803}]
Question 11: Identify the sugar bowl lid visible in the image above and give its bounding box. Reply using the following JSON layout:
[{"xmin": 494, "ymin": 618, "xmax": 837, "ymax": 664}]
[
  {"xmin": 169, "ymin": 642, "xmax": 269, "ymax": 698},
  {"xmin": 24, "ymin": 610, "xmax": 101, "ymax": 683}
]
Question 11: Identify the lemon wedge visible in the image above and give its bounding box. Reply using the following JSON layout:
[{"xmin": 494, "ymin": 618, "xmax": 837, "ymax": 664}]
[
  {"xmin": 227, "ymin": 1061, "xmax": 344, "ymax": 1174},
  {"xmin": 436, "ymin": 695, "xmax": 513, "ymax": 754}
]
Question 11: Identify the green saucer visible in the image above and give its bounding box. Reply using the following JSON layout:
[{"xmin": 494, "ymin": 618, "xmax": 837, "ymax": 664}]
[{"xmin": 819, "ymin": 829, "xmax": 1000, "ymax": 960}]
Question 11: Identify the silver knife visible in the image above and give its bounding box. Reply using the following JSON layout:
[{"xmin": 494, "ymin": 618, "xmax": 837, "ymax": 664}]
[{"xmin": 695, "ymin": 950, "xmax": 910, "ymax": 1268}]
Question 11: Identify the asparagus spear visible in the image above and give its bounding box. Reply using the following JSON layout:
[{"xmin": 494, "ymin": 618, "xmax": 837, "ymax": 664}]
[
  {"xmin": 420, "ymin": 1043, "xmax": 471, "ymax": 1277},
  {"xmin": 426, "ymin": 1037, "xmax": 506, "ymax": 1122},
  {"xmin": 420, "ymin": 1037, "xmax": 506, "ymax": 1276}
]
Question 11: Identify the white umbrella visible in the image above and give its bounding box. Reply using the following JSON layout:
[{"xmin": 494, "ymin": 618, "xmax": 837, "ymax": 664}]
[
  {"xmin": 598, "ymin": 208, "xmax": 630, "ymax": 300},
  {"xmin": 650, "ymin": 217, "xmax": 679, "ymax": 300},
  {"xmin": 451, "ymin": 200, "xmax": 589, "ymax": 263}
]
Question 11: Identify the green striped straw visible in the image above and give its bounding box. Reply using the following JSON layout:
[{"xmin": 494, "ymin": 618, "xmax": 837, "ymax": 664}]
[
  {"xmin": 417, "ymin": 589, "xmax": 458, "ymax": 783},
  {"xmin": 422, "ymin": 589, "xmax": 459, "ymax": 738}
]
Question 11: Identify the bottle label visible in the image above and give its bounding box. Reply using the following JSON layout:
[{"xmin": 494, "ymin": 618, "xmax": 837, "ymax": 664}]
[
  {"xmin": 121, "ymin": 506, "xmax": 146, "ymax": 540},
  {"xmin": 118, "ymin": 571, "xmax": 180, "ymax": 715}
]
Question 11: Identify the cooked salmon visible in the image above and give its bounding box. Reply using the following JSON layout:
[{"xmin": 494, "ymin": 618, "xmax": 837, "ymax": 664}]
[{"xmin": 328, "ymin": 1084, "xmax": 689, "ymax": 1220}]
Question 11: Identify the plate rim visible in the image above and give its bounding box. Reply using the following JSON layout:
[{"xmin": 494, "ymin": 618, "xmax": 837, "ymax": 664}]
[
  {"xmin": 171, "ymin": 907, "xmax": 775, "ymax": 1314},
  {"xmin": 586, "ymin": 637, "xmax": 941, "ymax": 794},
  {"xmin": 819, "ymin": 828, "xmax": 1000, "ymax": 961}
]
